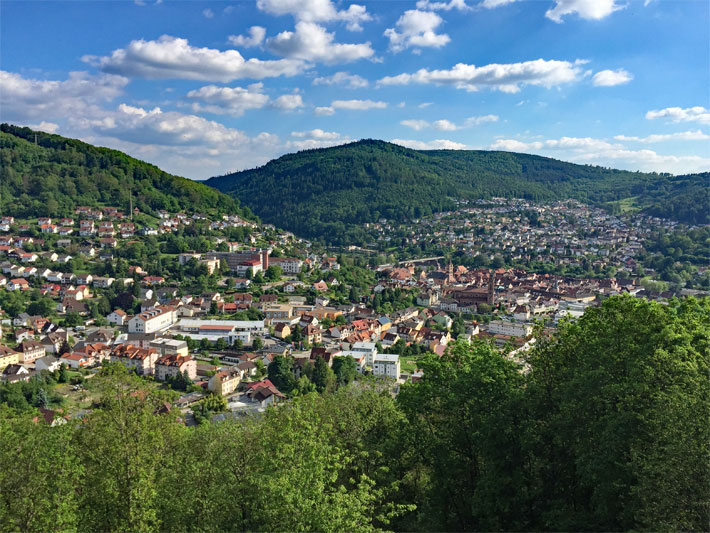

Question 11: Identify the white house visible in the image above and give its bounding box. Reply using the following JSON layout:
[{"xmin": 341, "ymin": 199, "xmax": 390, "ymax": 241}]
[
  {"xmin": 107, "ymin": 309, "xmax": 128, "ymax": 326},
  {"xmin": 373, "ymin": 354, "xmax": 400, "ymax": 379},
  {"xmin": 128, "ymin": 306, "xmax": 176, "ymax": 334}
]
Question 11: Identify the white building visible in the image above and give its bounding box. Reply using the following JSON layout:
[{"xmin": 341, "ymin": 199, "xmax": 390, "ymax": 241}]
[
  {"xmin": 373, "ymin": 354, "xmax": 400, "ymax": 379},
  {"xmin": 351, "ymin": 341, "xmax": 378, "ymax": 366},
  {"xmin": 486, "ymin": 320, "xmax": 533, "ymax": 337},
  {"xmin": 128, "ymin": 306, "xmax": 176, "ymax": 334}
]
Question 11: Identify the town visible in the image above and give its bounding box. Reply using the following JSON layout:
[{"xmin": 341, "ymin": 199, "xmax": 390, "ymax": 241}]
[{"xmin": 0, "ymin": 201, "xmax": 707, "ymax": 424}]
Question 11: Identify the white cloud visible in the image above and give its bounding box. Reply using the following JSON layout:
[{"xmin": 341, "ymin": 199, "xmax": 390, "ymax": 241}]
[
  {"xmin": 646, "ymin": 106, "xmax": 710, "ymax": 125},
  {"xmin": 402, "ymin": 114, "xmax": 499, "ymax": 131},
  {"xmin": 186, "ymin": 83, "xmax": 269, "ymax": 116},
  {"xmin": 331, "ymin": 99, "xmax": 387, "ymax": 110},
  {"xmin": 26, "ymin": 121, "xmax": 60, "ymax": 134},
  {"xmin": 490, "ymin": 135, "xmax": 710, "ymax": 174},
  {"xmin": 592, "ymin": 68, "xmax": 633, "ymax": 87},
  {"xmin": 418, "ymin": 102, "xmax": 433, "ymax": 108},
  {"xmin": 202, "ymin": 8, "xmax": 214, "ymax": 18},
  {"xmin": 228, "ymin": 26, "xmax": 266, "ymax": 48},
  {"xmin": 313, "ymin": 71, "xmax": 368, "ymax": 89},
  {"xmin": 83, "ymin": 35, "xmax": 306, "ymax": 81},
  {"xmin": 545, "ymin": 0, "xmax": 623, "ymax": 23},
  {"xmin": 614, "ymin": 130, "xmax": 710, "ymax": 143},
  {"xmin": 391, "ymin": 138, "xmax": 468, "ymax": 150},
  {"xmin": 416, "ymin": 0, "xmax": 470, "ymax": 11},
  {"xmin": 480, "ymin": 0, "xmax": 519, "ymax": 7},
  {"xmin": 401, "ymin": 119, "xmax": 430, "ymax": 131},
  {"xmin": 0, "ymin": 70, "xmax": 127, "ymax": 121},
  {"xmin": 271, "ymin": 93, "xmax": 304, "ymax": 111},
  {"xmin": 267, "ymin": 22, "xmax": 374, "ymax": 64},
  {"xmin": 288, "ymin": 128, "xmax": 350, "ymax": 149},
  {"xmin": 384, "ymin": 10, "xmax": 450, "ymax": 52},
  {"xmin": 379, "ymin": 59, "xmax": 584, "ymax": 92},
  {"xmin": 314, "ymin": 106, "xmax": 335, "ymax": 116},
  {"xmin": 256, "ymin": 0, "xmax": 372, "ymax": 31}
]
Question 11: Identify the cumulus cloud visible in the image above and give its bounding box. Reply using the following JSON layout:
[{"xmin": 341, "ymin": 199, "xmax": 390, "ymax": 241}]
[
  {"xmin": 314, "ymin": 106, "xmax": 336, "ymax": 116},
  {"xmin": 202, "ymin": 8, "xmax": 214, "ymax": 18},
  {"xmin": 614, "ymin": 130, "xmax": 710, "ymax": 143},
  {"xmin": 228, "ymin": 26, "xmax": 266, "ymax": 48},
  {"xmin": 546, "ymin": 0, "xmax": 623, "ymax": 23},
  {"xmin": 400, "ymin": 119, "xmax": 430, "ymax": 131},
  {"xmin": 313, "ymin": 98, "xmax": 386, "ymax": 115},
  {"xmin": 288, "ymin": 128, "xmax": 350, "ymax": 149},
  {"xmin": 0, "ymin": 70, "xmax": 127, "ymax": 121},
  {"xmin": 83, "ymin": 35, "xmax": 306, "ymax": 81},
  {"xmin": 379, "ymin": 59, "xmax": 585, "ymax": 92},
  {"xmin": 646, "ymin": 106, "xmax": 710, "ymax": 125},
  {"xmin": 271, "ymin": 93, "xmax": 304, "ymax": 111},
  {"xmin": 416, "ymin": 0, "xmax": 470, "ymax": 11},
  {"xmin": 592, "ymin": 68, "xmax": 633, "ymax": 87},
  {"xmin": 186, "ymin": 83, "xmax": 270, "ymax": 116},
  {"xmin": 26, "ymin": 121, "xmax": 60, "ymax": 134},
  {"xmin": 256, "ymin": 0, "xmax": 371, "ymax": 31},
  {"xmin": 401, "ymin": 114, "xmax": 499, "ymax": 131},
  {"xmin": 312, "ymin": 71, "xmax": 368, "ymax": 88},
  {"xmin": 384, "ymin": 10, "xmax": 450, "ymax": 52},
  {"xmin": 391, "ymin": 138, "xmax": 468, "ymax": 150},
  {"xmin": 490, "ymin": 135, "xmax": 710, "ymax": 174},
  {"xmin": 267, "ymin": 22, "xmax": 374, "ymax": 64},
  {"xmin": 480, "ymin": 0, "xmax": 519, "ymax": 7}
]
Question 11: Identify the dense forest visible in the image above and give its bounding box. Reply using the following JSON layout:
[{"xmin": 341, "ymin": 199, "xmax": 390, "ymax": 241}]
[
  {"xmin": 0, "ymin": 124, "xmax": 251, "ymax": 219},
  {"xmin": 1, "ymin": 295, "xmax": 708, "ymax": 532},
  {"xmin": 207, "ymin": 140, "xmax": 709, "ymax": 244}
]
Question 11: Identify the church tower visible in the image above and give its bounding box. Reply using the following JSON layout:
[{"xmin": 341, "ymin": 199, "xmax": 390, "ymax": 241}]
[{"xmin": 488, "ymin": 269, "xmax": 495, "ymax": 305}]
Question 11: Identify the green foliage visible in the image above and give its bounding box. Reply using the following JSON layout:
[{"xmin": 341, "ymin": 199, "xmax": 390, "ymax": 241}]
[
  {"xmin": 311, "ymin": 356, "xmax": 337, "ymax": 393},
  {"xmin": 267, "ymin": 355, "xmax": 297, "ymax": 394},
  {"xmin": 207, "ymin": 139, "xmax": 708, "ymax": 244},
  {"xmin": 0, "ymin": 124, "xmax": 250, "ymax": 219}
]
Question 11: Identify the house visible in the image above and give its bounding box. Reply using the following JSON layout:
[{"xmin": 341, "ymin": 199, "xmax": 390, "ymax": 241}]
[
  {"xmin": 59, "ymin": 352, "xmax": 91, "ymax": 369},
  {"xmin": 19, "ymin": 340, "xmax": 45, "ymax": 364},
  {"xmin": 207, "ymin": 368, "xmax": 241, "ymax": 396},
  {"xmin": 8, "ymin": 278, "xmax": 30, "ymax": 291},
  {"xmin": 2, "ymin": 364, "xmax": 31, "ymax": 383},
  {"xmin": 128, "ymin": 306, "xmax": 176, "ymax": 334},
  {"xmin": 273, "ymin": 323, "xmax": 291, "ymax": 339},
  {"xmin": 373, "ymin": 354, "xmax": 400, "ymax": 379},
  {"xmin": 35, "ymin": 355, "xmax": 61, "ymax": 373},
  {"xmin": 0, "ymin": 345, "xmax": 20, "ymax": 371},
  {"xmin": 312, "ymin": 280, "xmax": 328, "ymax": 292},
  {"xmin": 41, "ymin": 331, "xmax": 69, "ymax": 354},
  {"xmin": 155, "ymin": 354, "xmax": 196, "ymax": 382},
  {"xmin": 107, "ymin": 309, "xmax": 128, "ymax": 326},
  {"xmin": 110, "ymin": 343, "xmax": 160, "ymax": 375},
  {"xmin": 245, "ymin": 379, "xmax": 285, "ymax": 407}
]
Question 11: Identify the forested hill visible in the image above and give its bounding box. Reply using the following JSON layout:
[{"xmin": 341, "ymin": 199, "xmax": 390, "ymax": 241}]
[
  {"xmin": 206, "ymin": 139, "xmax": 709, "ymax": 244},
  {"xmin": 0, "ymin": 124, "xmax": 251, "ymax": 219}
]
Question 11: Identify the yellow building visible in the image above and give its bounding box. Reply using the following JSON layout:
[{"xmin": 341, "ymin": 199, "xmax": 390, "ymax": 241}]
[{"xmin": 0, "ymin": 345, "xmax": 20, "ymax": 371}]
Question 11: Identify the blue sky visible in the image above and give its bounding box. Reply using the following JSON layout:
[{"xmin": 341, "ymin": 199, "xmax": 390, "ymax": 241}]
[{"xmin": 1, "ymin": 0, "xmax": 708, "ymax": 179}]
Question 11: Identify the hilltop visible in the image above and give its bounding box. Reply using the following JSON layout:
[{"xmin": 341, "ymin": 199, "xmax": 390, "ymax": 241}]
[
  {"xmin": 0, "ymin": 124, "xmax": 252, "ymax": 220},
  {"xmin": 206, "ymin": 139, "xmax": 708, "ymax": 244}
]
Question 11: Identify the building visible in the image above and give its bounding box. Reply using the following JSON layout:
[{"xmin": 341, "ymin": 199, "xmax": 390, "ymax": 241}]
[
  {"xmin": 128, "ymin": 306, "xmax": 176, "ymax": 334},
  {"xmin": 0, "ymin": 345, "xmax": 20, "ymax": 371},
  {"xmin": 19, "ymin": 340, "xmax": 45, "ymax": 364},
  {"xmin": 150, "ymin": 338, "xmax": 189, "ymax": 357},
  {"xmin": 208, "ymin": 368, "xmax": 241, "ymax": 396},
  {"xmin": 155, "ymin": 354, "xmax": 196, "ymax": 382},
  {"xmin": 486, "ymin": 320, "xmax": 533, "ymax": 338},
  {"xmin": 373, "ymin": 354, "xmax": 400, "ymax": 379},
  {"xmin": 107, "ymin": 309, "xmax": 128, "ymax": 326},
  {"xmin": 351, "ymin": 341, "xmax": 378, "ymax": 366},
  {"xmin": 110, "ymin": 344, "xmax": 160, "ymax": 375}
]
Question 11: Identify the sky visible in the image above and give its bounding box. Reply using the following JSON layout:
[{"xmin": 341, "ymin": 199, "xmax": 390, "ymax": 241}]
[{"xmin": 1, "ymin": 0, "xmax": 708, "ymax": 179}]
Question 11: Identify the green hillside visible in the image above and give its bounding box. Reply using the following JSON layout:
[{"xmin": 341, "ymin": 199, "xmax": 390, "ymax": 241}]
[
  {"xmin": 0, "ymin": 124, "xmax": 251, "ymax": 220},
  {"xmin": 206, "ymin": 139, "xmax": 709, "ymax": 244}
]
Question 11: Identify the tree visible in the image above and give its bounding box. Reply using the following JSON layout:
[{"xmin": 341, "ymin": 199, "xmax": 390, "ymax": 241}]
[
  {"xmin": 311, "ymin": 356, "xmax": 336, "ymax": 394},
  {"xmin": 63, "ymin": 312, "xmax": 83, "ymax": 327},
  {"xmin": 232, "ymin": 338, "xmax": 244, "ymax": 351},
  {"xmin": 265, "ymin": 265, "xmax": 282, "ymax": 282},
  {"xmin": 396, "ymin": 340, "xmax": 526, "ymax": 531},
  {"xmin": 215, "ymin": 338, "xmax": 227, "ymax": 351},
  {"xmin": 252, "ymin": 337, "xmax": 263, "ymax": 351},
  {"xmin": 332, "ymin": 356, "xmax": 357, "ymax": 386},
  {"xmin": 267, "ymin": 355, "xmax": 296, "ymax": 394}
]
